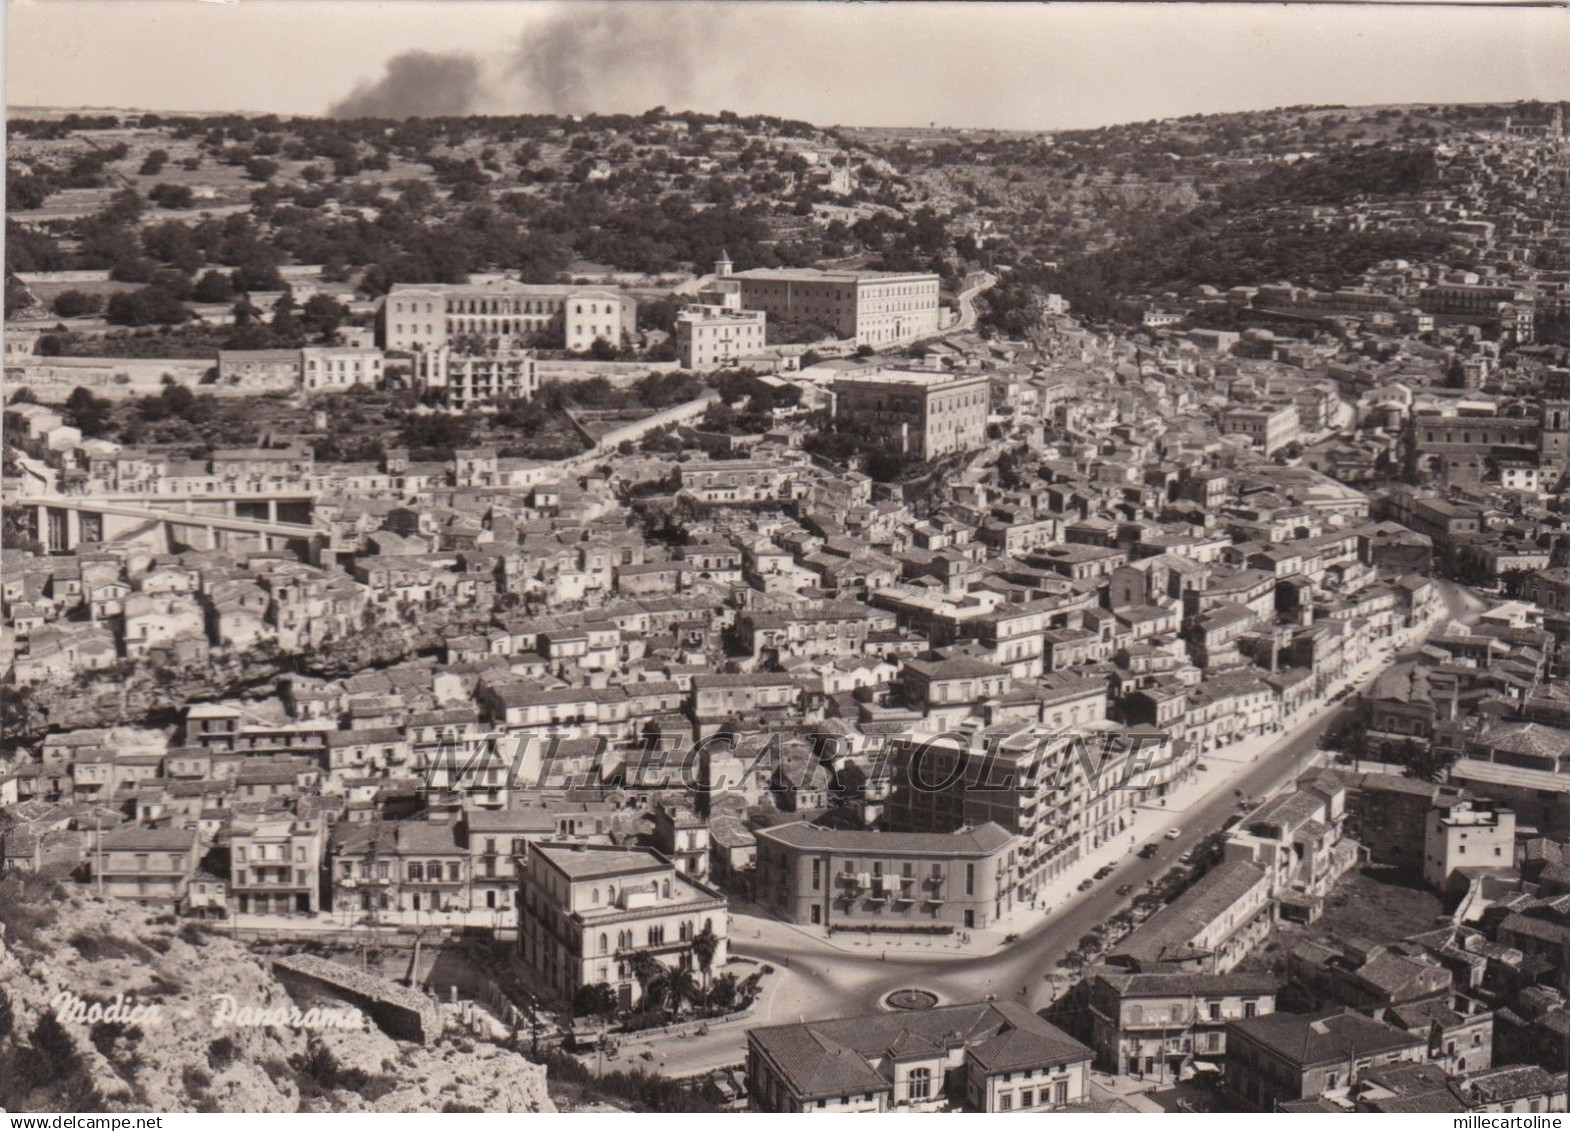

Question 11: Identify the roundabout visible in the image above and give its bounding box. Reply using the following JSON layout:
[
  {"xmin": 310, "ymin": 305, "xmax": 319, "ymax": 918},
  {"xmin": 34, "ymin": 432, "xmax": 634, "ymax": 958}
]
[{"xmin": 883, "ymin": 988, "xmax": 941, "ymax": 1011}]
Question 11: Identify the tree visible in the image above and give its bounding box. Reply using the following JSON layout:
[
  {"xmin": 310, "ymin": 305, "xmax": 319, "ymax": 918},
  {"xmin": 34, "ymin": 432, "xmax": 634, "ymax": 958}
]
[
  {"xmin": 271, "ymin": 290, "xmax": 299, "ymax": 337},
  {"xmin": 627, "ymin": 949, "xmax": 664, "ymax": 1009},
  {"xmin": 105, "ymin": 286, "xmax": 190, "ymax": 327},
  {"xmin": 300, "ymin": 293, "xmax": 347, "ymax": 341},
  {"xmin": 1406, "ymin": 737, "xmax": 1458, "ymax": 783},
  {"xmin": 138, "ymin": 149, "xmax": 168, "ymax": 176},
  {"xmin": 244, "ymin": 156, "xmax": 279, "ymax": 183},
  {"xmin": 51, "ymin": 290, "xmax": 103, "ymax": 318},
  {"xmin": 706, "ymin": 972, "xmax": 739, "ymax": 1011},
  {"xmin": 665, "ymin": 968, "xmax": 701, "ymax": 1014},
  {"xmin": 193, "ymin": 269, "xmax": 235, "ymax": 304},
  {"xmin": 148, "ymin": 183, "xmax": 195, "ymax": 210},
  {"xmin": 573, "ymin": 981, "xmax": 619, "ymax": 1020},
  {"xmin": 5, "ymin": 275, "xmax": 35, "ymax": 314},
  {"xmin": 64, "ymin": 387, "xmax": 114, "ymax": 437}
]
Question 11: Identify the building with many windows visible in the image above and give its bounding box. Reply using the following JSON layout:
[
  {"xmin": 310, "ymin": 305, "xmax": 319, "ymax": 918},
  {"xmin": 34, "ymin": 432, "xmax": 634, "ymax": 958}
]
[
  {"xmin": 229, "ymin": 816, "xmax": 326, "ymax": 916},
  {"xmin": 90, "ymin": 825, "xmax": 199, "ymax": 908},
  {"xmin": 746, "ymin": 1000, "xmax": 1092, "ymax": 1113},
  {"xmin": 1080, "ymin": 970, "xmax": 1278, "ymax": 1079},
  {"xmin": 1222, "ymin": 404, "xmax": 1302, "ymax": 456},
  {"xmin": 833, "ymin": 369, "xmax": 990, "ymax": 460},
  {"xmin": 675, "ymin": 304, "xmax": 767, "ymax": 369},
  {"xmin": 731, "ymin": 268, "xmax": 941, "ymax": 347},
  {"xmin": 379, "ymin": 281, "xmax": 636, "ymax": 353},
  {"xmin": 411, "ymin": 346, "xmax": 539, "ymax": 409},
  {"xmin": 753, "ymin": 820, "xmax": 1019, "ymax": 931},
  {"xmin": 518, "ymin": 842, "xmax": 728, "ymax": 1011}
]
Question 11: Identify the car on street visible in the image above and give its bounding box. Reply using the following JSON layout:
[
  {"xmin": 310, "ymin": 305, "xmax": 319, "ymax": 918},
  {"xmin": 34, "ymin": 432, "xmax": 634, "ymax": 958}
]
[
  {"xmin": 1165, "ymin": 827, "xmax": 1182, "ymax": 840},
  {"xmin": 1137, "ymin": 843, "xmax": 1159, "ymax": 858},
  {"xmin": 1094, "ymin": 864, "xmax": 1116, "ymax": 879},
  {"xmin": 1116, "ymin": 883, "xmax": 1134, "ymax": 896},
  {"xmin": 1077, "ymin": 878, "xmax": 1094, "ymax": 892},
  {"xmin": 1178, "ymin": 848, "xmax": 1198, "ymax": 865}
]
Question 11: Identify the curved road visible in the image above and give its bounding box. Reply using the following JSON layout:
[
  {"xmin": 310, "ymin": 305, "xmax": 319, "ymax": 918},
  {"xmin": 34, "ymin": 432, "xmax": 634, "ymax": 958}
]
[
  {"xmin": 947, "ymin": 271, "xmax": 996, "ymax": 335},
  {"xmin": 734, "ymin": 702, "xmax": 1347, "ymax": 1017},
  {"xmin": 733, "ymin": 578, "xmax": 1485, "ymax": 1019}
]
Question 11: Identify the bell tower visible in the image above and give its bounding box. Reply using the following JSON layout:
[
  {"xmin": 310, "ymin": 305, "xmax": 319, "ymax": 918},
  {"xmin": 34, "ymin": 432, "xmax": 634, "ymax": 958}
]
[{"xmin": 1542, "ymin": 400, "xmax": 1570, "ymax": 465}]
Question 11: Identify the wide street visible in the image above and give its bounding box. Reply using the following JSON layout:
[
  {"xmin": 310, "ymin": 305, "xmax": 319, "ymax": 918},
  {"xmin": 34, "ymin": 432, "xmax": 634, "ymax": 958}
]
[{"xmin": 606, "ymin": 579, "xmax": 1487, "ymax": 1079}]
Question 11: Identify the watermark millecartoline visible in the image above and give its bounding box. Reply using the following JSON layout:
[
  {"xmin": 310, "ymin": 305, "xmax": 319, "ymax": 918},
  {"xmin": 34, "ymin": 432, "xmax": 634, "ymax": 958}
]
[
  {"xmin": 51, "ymin": 990, "xmax": 364, "ymax": 1032},
  {"xmin": 416, "ymin": 727, "xmax": 1183, "ymax": 796}
]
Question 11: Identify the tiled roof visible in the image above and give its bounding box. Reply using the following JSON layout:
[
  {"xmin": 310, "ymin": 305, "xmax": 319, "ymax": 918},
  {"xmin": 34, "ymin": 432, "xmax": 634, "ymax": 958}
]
[
  {"xmin": 1229, "ymin": 1008, "xmax": 1424, "ymax": 1067},
  {"xmin": 749, "ymin": 1000, "xmax": 1087, "ymax": 1101}
]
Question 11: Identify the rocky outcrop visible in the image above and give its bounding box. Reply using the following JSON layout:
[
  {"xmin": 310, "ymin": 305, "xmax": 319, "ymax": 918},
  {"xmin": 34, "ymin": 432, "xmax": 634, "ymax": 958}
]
[{"xmin": 0, "ymin": 885, "xmax": 554, "ymax": 1113}]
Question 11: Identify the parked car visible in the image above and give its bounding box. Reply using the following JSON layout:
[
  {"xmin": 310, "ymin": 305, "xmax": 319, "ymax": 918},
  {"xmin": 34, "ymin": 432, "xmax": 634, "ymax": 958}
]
[
  {"xmin": 1165, "ymin": 827, "xmax": 1182, "ymax": 840},
  {"xmin": 1095, "ymin": 864, "xmax": 1116, "ymax": 879},
  {"xmin": 1077, "ymin": 878, "xmax": 1094, "ymax": 892},
  {"xmin": 1178, "ymin": 848, "xmax": 1198, "ymax": 866},
  {"xmin": 1116, "ymin": 883, "xmax": 1134, "ymax": 896},
  {"xmin": 1137, "ymin": 843, "xmax": 1159, "ymax": 858}
]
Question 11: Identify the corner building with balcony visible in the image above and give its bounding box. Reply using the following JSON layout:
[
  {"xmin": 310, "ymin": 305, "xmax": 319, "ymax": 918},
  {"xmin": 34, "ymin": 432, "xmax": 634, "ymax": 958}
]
[{"xmin": 753, "ymin": 820, "xmax": 1019, "ymax": 931}]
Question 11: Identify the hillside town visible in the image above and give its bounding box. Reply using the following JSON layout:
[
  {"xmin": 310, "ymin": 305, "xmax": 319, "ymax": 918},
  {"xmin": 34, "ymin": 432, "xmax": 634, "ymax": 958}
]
[{"xmin": 7, "ymin": 16, "xmax": 1570, "ymax": 1115}]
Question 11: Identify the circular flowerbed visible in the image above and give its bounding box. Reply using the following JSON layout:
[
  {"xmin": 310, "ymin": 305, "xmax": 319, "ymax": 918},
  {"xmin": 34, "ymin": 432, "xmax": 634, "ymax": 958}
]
[{"xmin": 884, "ymin": 988, "xmax": 940, "ymax": 1011}]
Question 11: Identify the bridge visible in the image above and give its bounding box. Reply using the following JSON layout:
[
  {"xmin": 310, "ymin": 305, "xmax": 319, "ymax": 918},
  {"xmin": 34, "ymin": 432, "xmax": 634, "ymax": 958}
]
[{"xmin": 20, "ymin": 494, "xmax": 323, "ymax": 560}]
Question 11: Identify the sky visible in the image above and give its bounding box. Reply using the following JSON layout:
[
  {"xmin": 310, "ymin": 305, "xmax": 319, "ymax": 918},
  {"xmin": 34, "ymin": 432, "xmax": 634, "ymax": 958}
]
[{"xmin": 6, "ymin": 1, "xmax": 1570, "ymax": 131}]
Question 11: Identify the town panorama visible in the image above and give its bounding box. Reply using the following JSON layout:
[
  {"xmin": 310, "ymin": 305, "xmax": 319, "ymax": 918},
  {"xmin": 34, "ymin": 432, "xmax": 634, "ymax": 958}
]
[{"xmin": 5, "ymin": 29, "xmax": 1570, "ymax": 1123}]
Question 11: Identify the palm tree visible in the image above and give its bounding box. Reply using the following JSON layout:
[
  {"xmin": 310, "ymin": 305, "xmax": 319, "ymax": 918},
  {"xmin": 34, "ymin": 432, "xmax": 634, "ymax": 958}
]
[
  {"xmin": 628, "ymin": 949, "xmax": 664, "ymax": 1009},
  {"xmin": 666, "ymin": 967, "xmax": 701, "ymax": 1015},
  {"xmin": 690, "ymin": 923, "xmax": 719, "ymax": 987},
  {"xmin": 642, "ymin": 970, "xmax": 671, "ymax": 1014}
]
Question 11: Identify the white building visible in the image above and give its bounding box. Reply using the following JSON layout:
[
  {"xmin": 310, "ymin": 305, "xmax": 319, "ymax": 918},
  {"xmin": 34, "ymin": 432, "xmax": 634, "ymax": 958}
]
[
  {"xmin": 675, "ymin": 304, "xmax": 767, "ymax": 369},
  {"xmin": 412, "ymin": 346, "xmax": 539, "ymax": 409},
  {"xmin": 1424, "ymin": 799, "xmax": 1515, "ymax": 892}
]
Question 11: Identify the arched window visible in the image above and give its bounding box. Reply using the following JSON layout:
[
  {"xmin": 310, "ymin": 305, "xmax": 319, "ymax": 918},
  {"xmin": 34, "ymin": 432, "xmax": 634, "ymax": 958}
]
[
  {"xmin": 592, "ymin": 887, "xmax": 600, "ymax": 904},
  {"xmin": 599, "ymin": 933, "xmax": 608, "ymax": 955}
]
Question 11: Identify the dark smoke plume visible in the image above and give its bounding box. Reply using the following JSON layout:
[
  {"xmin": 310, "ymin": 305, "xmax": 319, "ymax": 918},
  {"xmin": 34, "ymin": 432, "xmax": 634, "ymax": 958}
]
[
  {"xmin": 326, "ymin": 5, "xmax": 733, "ymax": 119},
  {"xmin": 329, "ymin": 50, "xmax": 483, "ymax": 118},
  {"xmin": 500, "ymin": 5, "xmax": 718, "ymax": 115}
]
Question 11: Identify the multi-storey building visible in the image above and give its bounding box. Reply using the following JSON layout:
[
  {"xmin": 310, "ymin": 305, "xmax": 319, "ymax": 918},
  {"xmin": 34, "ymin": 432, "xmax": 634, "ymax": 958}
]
[
  {"xmin": 1222, "ymin": 404, "xmax": 1302, "ymax": 456},
  {"xmin": 300, "ymin": 346, "xmax": 385, "ymax": 393},
  {"xmin": 91, "ymin": 825, "xmax": 199, "ymax": 908},
  {"xmin": 730, "ymin": 268, "xmax": 941, "ymax": 347},
  {"xmin": 379, "ymin": 282, "xmax": 635, "ymax": 353},
  {"xmin": 675, "ymin": 304, "xmax": 767, "ymax": 369},
  {"xmin": 1107, "ymin": 861, "xmax": 1273, "ymax": 974},
  {"xmin": 652, "ymin": 803, "xmax": 711, "ymax": 880},
  {"xmin": 747, "ymin": 1000, "xmax": 1092, "ymax": 1113},
  {"xmin": 753, "ymin": 820, "xmax": 1019, "ymax": 931},
  {"xmin": 1081, "ymin": 971, "xmax": 1279, "ymax": 1078},
  {"xmin": 885, "ymin": 726, "xmax": 1098, "ymax": 900},
  {"xmin": 411, "ymin": 346, "xmax": 538, "ymax": 409},
  {"xmin": 1224, "ymin": 1008, "xmax": 1427, "ymax": 1111},
  {"xmin": 518, "ymin": 843, "xmax": 728, "ymax": 1011},
  {"xmin": 833, "ymin": 370, "xmax": 989, "ymax": 460},
  {"xmin": 1424, "ymin": 799, "xmax": 1516, "ymax": 893},
  {"xmin": 229, "ymin": 816, "xmax": 326, "ymax": 916}
]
